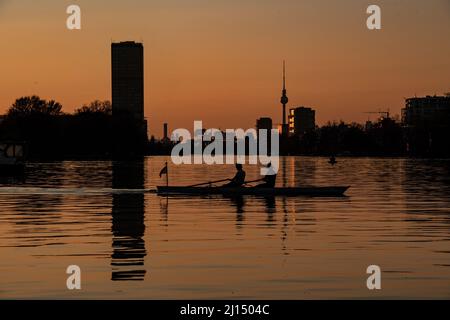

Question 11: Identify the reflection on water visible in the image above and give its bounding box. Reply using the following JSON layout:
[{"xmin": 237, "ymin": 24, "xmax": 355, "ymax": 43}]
[
  {"xmin": 0, "ymin": 157, "xmax": 449, "ymax": 299},
  {"xmin": 111, "ymin": 161, "xmax": 147, "ymax": 281}
]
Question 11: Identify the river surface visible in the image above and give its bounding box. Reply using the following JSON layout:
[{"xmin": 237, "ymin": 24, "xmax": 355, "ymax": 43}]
[{"xmin": 0, "ymin": 157, "xmax": 449, "ymax": 299}]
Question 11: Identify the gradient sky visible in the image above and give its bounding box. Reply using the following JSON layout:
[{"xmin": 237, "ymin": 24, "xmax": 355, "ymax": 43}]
[{"xmin": 1, "ymin": 0, "xmax": 449, "ymax": 137}]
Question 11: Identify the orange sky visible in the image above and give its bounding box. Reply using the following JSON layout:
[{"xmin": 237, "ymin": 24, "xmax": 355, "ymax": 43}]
[{"xmin": 0, "ymin": 0, "xmax": 449, "ymax": 137}]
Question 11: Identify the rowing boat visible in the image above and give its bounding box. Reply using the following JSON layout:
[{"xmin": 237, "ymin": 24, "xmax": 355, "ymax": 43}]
[{"xmin": 157, "ymin": 186, "xmax": 350, "ymax": 197}]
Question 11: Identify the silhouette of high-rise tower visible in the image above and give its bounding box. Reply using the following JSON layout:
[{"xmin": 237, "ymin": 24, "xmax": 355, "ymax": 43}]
[
  {"xmin": 280, "ymin": 61, "xmax": 289, "ymax": 136},
  {"xmin": 112, "ymin": 41, "xmax": 144, "ymax": 123},
  {"xmin": 111, "ymin": 41, "xmax": 147, "ymax": 157},
  {"xmin": 163, "ymin": 123, "xmax": 168, "ymax": 140}
]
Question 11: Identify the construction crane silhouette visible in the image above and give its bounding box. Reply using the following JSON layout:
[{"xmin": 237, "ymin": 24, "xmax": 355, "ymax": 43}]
[{"xmin": 364, "ymin": 109, "xmax": 390, "ymax": 120}]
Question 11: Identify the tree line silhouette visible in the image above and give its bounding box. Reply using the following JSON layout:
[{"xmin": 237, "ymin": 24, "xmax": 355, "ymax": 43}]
[
  {"xmin": 282, "ymin": 118, "xmax": 405, "ymax": 156},
  {"xmin": 1, "ymin": 95, "xmax": 447, "ymax": 159},
  {"xmin": 1, "ymin": 96, "xmax": 115, "ymax": 159}
]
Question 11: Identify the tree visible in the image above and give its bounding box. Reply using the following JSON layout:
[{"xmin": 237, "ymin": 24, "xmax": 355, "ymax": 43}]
[
  {"xmin": 75, "ymin": 100, "xmax": 112, "ymax": 115},
  {"xmin": 7, "ymin": 95, "xmax": 62, "ymax": 117}
]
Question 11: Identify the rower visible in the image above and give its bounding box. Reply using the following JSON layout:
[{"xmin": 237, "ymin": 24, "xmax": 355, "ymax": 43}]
[
  {"xmin": 222, "ymin": 163, "xmax": 246, "ymax": 187},
  {"xmin": 256, "ymin": 163, "xmax": 277, "ymax": 188}
]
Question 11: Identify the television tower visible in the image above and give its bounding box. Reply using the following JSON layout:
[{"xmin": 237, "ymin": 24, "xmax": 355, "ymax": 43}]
[{"xmin": 280, "ymin": 60, "xmax": 289, "ymax": 136}]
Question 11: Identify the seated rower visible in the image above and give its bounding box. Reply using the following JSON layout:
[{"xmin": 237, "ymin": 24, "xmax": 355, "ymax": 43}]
[
  {"xmin": 223, "ymin": 163, "xmax": 246, "ymax": 187},
  {"xmin": 256, "ymin": 163, "xmax": 277, "ymax": 188}
]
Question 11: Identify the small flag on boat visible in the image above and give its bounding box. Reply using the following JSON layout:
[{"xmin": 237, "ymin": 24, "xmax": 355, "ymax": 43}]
[{"xmin": 159, "ymin": 163, "xmax": 168, "ymax": 178}]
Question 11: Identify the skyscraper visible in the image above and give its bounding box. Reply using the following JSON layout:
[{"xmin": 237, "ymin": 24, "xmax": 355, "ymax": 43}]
[
  {"xmin": 256, "ymin": 117, "xmax": 273, "ymax": 132},
  {"xmin": 163, "ymin": 123, "xmax": 169, "ymax": 142},
  {"xmin": 288, "ymin": 106, "xmax": 316, "ymax": 135},
  {"xmin": 256, "ymin": 117, "xmax": 273, "ymax": 154},
  {"xmin": 111, "ymin": 41, "xmax": 147, "ymax": 156},
  {"xmin": 402, "ymin": 94, "xmax": 450, "ymax": 156},
  {"xmin": 112, "ymin": 41, "xmax": 144, "ymax": 123}
]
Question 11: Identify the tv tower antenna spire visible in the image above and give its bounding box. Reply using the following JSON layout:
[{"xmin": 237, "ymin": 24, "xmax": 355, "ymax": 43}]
[{"xmin": 280, "ymin": 60, "xmax": 289, "ymax": 136}]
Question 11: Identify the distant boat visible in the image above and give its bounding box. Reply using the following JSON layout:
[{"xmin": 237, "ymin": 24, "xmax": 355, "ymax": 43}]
[
  {"xmin": 328, "ymin": 156, "xmax": 337, "ymax": 165},
  {"xmin": 157, "ymin": 186, "xmax": 350, "ymax": 197},
  {"xmin": 0, "ymin": 142, "xmax": 25, "ymax": 176}
]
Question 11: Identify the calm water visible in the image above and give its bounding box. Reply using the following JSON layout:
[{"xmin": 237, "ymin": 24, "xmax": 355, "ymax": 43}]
[{"xmin": 0, "ymin": 157, "xmax": 449, "ymax": 299}]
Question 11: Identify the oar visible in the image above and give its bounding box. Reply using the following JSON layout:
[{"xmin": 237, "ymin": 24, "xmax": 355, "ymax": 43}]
[
  {"xmin": 243, "ymin": 179, "xmax": 263, "ymax": 185},
  {"xmin": 188, "ymin": 179, "xmax": 231, "ymax": 187}
]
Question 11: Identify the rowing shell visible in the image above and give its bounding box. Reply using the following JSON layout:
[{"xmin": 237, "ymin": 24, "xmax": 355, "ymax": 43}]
[{"xmin": 157, "ymin": 186, "xmax": 350, "ymax": 197}]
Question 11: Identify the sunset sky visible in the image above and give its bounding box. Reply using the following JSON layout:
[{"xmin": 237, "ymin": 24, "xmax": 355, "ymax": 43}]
[{"xmin": 0, "ymin": 0, "xmax": 449, "ymax": 137}]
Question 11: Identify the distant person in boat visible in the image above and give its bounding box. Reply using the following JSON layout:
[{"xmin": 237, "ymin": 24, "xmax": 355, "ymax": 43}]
[
  {"xmin": 256, "ymin": 163, "xmax": 277, "ymax": 188},
  {"xmin": 223, "ymin": 163, "xmax": 246, "ymax": 187},
  {"xmin": 329, "ymin": 155, "xmax": 337, "ymax": 165}
]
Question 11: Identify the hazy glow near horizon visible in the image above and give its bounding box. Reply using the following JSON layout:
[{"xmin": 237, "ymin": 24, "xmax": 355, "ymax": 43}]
[{"xmin": 0, "ymin": 0, "xmax": 449, "ymax": 137}]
